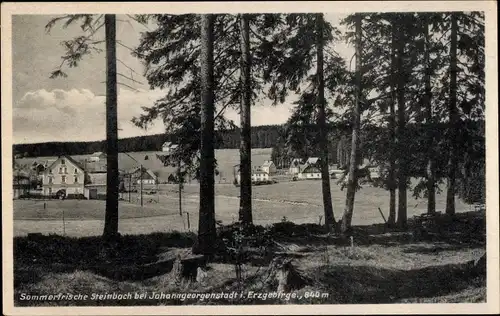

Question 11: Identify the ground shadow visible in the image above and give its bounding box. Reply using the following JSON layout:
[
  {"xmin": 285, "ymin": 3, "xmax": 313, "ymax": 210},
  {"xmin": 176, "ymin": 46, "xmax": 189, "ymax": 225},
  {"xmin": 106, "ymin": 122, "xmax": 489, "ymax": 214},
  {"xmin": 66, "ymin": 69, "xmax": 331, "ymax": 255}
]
[{"xmin": 318, "ymin": 261, "xmax": 486, "ymax": 303}]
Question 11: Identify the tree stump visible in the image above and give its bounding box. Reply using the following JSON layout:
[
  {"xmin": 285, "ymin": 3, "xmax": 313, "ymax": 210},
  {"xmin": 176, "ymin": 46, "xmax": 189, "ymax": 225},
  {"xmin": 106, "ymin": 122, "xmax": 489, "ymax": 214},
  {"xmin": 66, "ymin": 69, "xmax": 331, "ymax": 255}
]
[
  {"xmin": 267, "ymin": 257, "xmax": 310, "ymax": 292},
  {"xmin": 170, "ymin": 253, "xmax": 206, "ymax": 283}
]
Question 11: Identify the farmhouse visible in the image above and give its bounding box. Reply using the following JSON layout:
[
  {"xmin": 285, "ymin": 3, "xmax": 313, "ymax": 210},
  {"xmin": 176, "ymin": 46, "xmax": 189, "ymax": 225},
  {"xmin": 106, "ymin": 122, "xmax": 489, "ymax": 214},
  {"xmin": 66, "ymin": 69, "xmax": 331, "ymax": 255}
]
[
  {"xmin": 298, "ymin": 164, "xmax": 321, "ymax": 180},
  {"xmin": 88, "ymin": 152, "xmax": 106, "ymax": 162},
  {"xmin": 42, "ymin": 155, "xmax": 86, "ymax": 196},
  {"xmin": 127, "ymin": 166, "xmax": 158, "ymax": 185},
  {"xmin": 289, "ymin": 158, "xmax": 303, "ymax": 175},
  {"xmin": 235, "ymin": 165, "xmax": 272, "ymax": 184},
  {"xmin": 260, "ymin": 160, "xmax": 277, "ymax": 175},
  {"xmin": 161, "ymin": 141, "xmax": 179, "ymax": 154},
  {"xmin": 13, "ymin": 170, "xmax": 31, "ymax": 199}
]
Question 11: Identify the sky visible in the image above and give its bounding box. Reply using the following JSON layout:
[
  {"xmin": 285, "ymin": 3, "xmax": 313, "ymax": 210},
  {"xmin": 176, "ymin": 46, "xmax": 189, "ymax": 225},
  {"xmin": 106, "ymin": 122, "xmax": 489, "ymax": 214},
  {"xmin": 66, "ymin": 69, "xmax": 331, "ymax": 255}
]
[{"xmin": 12, "ymin": 14, "xmax": 354, "ymax": 144}]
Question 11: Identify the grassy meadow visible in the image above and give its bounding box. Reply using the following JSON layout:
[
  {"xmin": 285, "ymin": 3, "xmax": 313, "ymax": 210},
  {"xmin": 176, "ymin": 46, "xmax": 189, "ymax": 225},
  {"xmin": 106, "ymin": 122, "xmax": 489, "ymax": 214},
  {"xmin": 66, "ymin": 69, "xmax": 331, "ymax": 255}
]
[{"xmin": 12, "ymin": 148, "xmax": 486, "ymax": 306}]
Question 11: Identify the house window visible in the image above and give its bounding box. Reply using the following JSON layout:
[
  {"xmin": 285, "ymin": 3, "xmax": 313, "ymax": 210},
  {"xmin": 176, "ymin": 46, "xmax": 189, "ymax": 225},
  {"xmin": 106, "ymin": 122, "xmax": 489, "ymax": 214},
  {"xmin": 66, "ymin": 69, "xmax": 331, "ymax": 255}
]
[
  {"xmin": 61, "ymin": 175, "xmax": 66, "ymax": 183},
  {"xmin": 49, "ymin": 169, "xmax": 53, "ymax": 174},
  {"xmin": 64, "ymin": 167, "xmax": 68, "ymax": 174},
  {"xmin": 61, "ymin": 159, "xmax": 65, "ymax": 165},
  {"xmin": 59, "ymin": 167, "xmax": 63, "ymax": 174},
  {"xmin": 48, "ymin": 176, "xmax": 53, "ymax": 184},
  {"xmin": 74, "ymin": 168, "xmax": 78, "ymax": 174},
  {"xmin": 74, "ymin": 176, "xmax": 78, "ymax": 183}
]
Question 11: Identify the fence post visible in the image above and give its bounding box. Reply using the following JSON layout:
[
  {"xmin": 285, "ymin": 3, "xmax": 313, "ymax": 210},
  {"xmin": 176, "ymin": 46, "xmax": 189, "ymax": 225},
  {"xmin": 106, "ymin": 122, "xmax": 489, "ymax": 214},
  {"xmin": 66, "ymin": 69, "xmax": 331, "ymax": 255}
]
[
  {"xmin": 186, "ymin": 212, "xmax": 190, "ymax": 230},
  {"xmin": 62, "ymin": 207, "xmax": 66, "ymax": 236}
]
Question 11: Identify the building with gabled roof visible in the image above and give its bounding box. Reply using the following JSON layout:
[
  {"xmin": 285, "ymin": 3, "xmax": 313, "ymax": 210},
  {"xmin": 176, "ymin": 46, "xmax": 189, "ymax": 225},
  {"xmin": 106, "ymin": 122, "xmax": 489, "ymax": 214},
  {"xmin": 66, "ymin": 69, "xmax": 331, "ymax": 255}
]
[
  {"xmin": 261, "ymin": 160, "xmax": 277, "ymax": 175},
  {"xmin": 297, "ymin": 164, "xmax": 321, "ymax": 180},
  {"xmin": 42, "ymin": 155, "xmax": 86, "ymax": 196}
]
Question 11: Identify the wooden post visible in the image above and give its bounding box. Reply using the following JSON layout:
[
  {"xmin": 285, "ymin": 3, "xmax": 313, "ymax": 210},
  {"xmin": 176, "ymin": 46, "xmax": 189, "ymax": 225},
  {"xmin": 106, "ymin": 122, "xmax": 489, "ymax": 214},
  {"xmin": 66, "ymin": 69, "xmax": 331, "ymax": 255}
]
[
  {"xmin": 187, "ymin": 212, "xmax": 190, "ymax": 230},
  {"xmin": 178, "ymin": 159, "xmax": 182, "ymax": 216},
  {"xmin": 140, "ymin": 164, "xmax": 143, "ymax": 207},
  {"xmin": 128, "ymin": 173, "xmax": 131, "ymax": 203},
  {"xmin": 62, "ymin": 207, "xmax": 66, "ymax": 235},
  {"xmin": 377, "ymin": 207, "xmax": 387, "ymax": 224}
]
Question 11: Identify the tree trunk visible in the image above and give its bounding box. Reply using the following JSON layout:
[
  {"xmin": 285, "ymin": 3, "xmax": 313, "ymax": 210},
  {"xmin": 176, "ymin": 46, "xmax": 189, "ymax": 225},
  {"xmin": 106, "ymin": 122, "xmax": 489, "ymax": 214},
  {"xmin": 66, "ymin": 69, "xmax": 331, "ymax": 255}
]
[
  {"xmin": 195, "ymin": 14, "xmax": 217, "ymax": 256},
  {"xmin": 103, "ymin": 14, "xmax": 119, "ymax": 240},
  {"xmin": 446, "ymin": 13, "xmax": 459, "ymax": 216},
  {"xmin": 423, "ymin": 15, "xmax": 436, "ymax": 215},
  {"xmin": 341, "ymin": 14, "xmax": 362, "ymax": 235},
  {"xmin": 387, "ymin": 21, "xmax": 397, "ymax": 226},
  {"xmin": 395, "ymin": 19, "xmax": 407, "ymax": 229},
  {"xmin": 316, "ymin": 13, "xmax": 336, "ymax": 232},
  {"xmin": 238, "ymin": 14, "xmax": 253, "ymax": 225}
]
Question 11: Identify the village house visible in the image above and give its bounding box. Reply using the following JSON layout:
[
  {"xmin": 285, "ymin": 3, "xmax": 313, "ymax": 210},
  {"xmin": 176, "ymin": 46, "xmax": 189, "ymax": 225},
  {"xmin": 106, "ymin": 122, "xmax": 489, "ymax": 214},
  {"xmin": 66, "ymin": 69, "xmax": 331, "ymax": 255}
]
[
  {"xmin": 88, "ymin": 151, "xmax": 106, "ymax": 162},
  {"xmin": 289, "ymin": 158, "xmax": 303, "ymax": 175},
  {"xmin": 161, "ymin": 141, "xmax": 179, "ymax": 154},
  {"xmin": 127, "ymin": 167, "xmax": 158, "ymax": 185},
  {"xmin": 42, "ymin": 155, "xmax": 86, "ymax": 197},
  {"xmin": 260, "ymin": 160, "xmax": 277, "ymax": 175},
  {"xmin": 13, "ymin": 170, "xmax": 31, "ymax": 199},
  {"xmin": 297, "ymin": 164, "xmax": 322, "ymax": 180},
  {"xmin": 236, "ymin": 170, "xmax": 271, "ymax": 184}
]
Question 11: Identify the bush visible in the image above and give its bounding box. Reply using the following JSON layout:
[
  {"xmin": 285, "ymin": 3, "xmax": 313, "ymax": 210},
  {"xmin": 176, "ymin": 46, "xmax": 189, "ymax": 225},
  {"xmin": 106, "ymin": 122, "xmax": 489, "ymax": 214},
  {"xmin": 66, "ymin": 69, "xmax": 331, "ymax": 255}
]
[{"xmin": 66, "ymin": 194, "xmax": 86, "ymax": 200}]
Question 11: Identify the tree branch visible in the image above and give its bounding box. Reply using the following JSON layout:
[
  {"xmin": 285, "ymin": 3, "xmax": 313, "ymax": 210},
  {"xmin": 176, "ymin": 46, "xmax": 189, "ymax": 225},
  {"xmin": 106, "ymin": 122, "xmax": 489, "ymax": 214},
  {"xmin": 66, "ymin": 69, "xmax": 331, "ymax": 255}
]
[{"xmin": 118, "ymin": 72, "xmax": 144, "ymax": 85}]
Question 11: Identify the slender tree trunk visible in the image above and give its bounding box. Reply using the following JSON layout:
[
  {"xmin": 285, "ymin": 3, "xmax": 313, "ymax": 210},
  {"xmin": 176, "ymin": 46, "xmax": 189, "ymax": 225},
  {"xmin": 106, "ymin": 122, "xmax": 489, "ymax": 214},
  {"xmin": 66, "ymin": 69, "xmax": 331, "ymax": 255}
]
[
  {"xmin": 386, "ymin": 20, "xmax": 398, "ymax": 226},
  {"xmin": 341, "ymin": 14, "xmax": 362, "ymax": 235},
  {"xmin": 446, "ymin": 13, "xmax": 458, "ymax": 216},
  {"xmin": 423, "ymin": 16, "xmax": 436, "ymax": 215},
  {"xmin": 103, "ymin": 14, "xmax": 119, "ymax": 240},
  {"xmin": 195, "ymin": 14, "xmax": 217, "ymax": 255},
  {"xmin": 238, "ymin": 14, "xmax": 253, "ymax": 225},
  {"xmin": 316, "ymin": 13, "xmax": 336, "ymax": 232},
  {"xmin": 395, "ymin": 20, "xmax": 407, "ymax": 229}
]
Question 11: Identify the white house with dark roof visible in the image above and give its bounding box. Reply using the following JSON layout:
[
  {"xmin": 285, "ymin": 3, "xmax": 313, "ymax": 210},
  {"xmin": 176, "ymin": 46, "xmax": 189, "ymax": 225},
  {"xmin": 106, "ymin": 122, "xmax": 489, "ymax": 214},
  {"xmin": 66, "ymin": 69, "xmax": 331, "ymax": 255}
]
[
  {"xmin": 260, "ymin": 160, "xmax": 277, "ymax": 175},
  {"xmin": 297, "ymin": 164, "xmax": 321, "ymax": 180}
]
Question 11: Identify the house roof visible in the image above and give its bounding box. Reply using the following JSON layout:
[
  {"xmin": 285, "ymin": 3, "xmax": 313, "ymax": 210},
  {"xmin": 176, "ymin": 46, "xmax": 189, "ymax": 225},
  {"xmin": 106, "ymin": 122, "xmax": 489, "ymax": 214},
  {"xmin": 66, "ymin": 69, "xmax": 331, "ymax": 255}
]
[
  {"xmin": 44, "ymin": 155, "xmax": 85, "ymax": 174},
  {"xmin": 126, "ymin": 166, "xmax": 157, "ymax": 180},
  {"xmin": 301, "ymin": 164, "xmax": 321, "ymax": 173},
  {"xmin": 306, "ymin": 157, "xmax": 320, "ymax": 165},
  {"xmin": 82, "ymin": 160, "xmax": 107, "ymax": 173},
  {"xmin": 261, "ymin": 160, "xmax": 275, "ymax": 168},
  {"xmin": 162, "ymin": 142, "xmax": 178, "ymax": 150}
]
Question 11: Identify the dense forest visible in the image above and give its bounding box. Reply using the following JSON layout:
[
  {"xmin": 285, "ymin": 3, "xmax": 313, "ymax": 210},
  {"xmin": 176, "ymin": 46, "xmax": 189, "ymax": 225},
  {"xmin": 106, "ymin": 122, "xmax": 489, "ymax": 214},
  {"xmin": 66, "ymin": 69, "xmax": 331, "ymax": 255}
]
[{"xmin": 13, "ymin": 124, "xmax": 283, "ymax": 157}]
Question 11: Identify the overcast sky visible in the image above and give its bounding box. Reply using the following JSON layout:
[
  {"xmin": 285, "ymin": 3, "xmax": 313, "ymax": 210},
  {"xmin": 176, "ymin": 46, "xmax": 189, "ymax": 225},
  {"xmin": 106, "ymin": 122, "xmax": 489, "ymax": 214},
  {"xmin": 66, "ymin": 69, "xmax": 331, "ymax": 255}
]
[{"xmin": 12, "ymin": 14, "xmax": 354, "ymax": 144}]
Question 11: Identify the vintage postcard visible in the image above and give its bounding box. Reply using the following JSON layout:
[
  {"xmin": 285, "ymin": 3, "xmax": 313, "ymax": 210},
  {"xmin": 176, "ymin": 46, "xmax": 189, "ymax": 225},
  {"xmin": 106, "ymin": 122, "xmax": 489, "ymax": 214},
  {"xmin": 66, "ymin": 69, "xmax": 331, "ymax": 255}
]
[{"xmin": 2, "ymin": 1, "xmax": 498, "ymax": 315}]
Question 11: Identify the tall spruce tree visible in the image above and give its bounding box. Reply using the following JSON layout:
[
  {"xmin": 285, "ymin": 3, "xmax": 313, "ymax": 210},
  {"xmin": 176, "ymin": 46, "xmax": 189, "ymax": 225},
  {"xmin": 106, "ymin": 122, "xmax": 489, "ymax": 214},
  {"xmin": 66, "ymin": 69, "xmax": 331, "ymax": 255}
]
[
  {"xmin": 340, "ymin": 13, "xmax": 362, "ymax": 234},
  {"xmin": 238, "ymin": 14, "xmax": 252, "ymax": 225},
  {"xmin": 196, "ymin": 14, "xmax": 217, "ymax": 255},
  {"xmin": 45, "ymin": 14, "xmax": 136, "ymax": 240}
]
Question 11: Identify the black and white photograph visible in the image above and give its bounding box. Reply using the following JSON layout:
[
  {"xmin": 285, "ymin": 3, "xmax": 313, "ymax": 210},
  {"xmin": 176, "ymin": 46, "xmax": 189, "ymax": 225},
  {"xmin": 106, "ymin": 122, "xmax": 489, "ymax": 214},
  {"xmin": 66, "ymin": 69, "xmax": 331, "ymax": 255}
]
[{"xmin": 2, "ymin": 1, "xmax": 498, "ymax": 315}]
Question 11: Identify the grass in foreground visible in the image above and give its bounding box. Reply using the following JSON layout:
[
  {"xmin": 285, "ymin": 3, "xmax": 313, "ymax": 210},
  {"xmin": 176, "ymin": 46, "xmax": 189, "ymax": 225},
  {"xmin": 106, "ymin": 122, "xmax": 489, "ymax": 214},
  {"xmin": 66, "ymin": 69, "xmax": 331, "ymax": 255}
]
[{"xmin": 14, "ymin": 211, "xmax": 486, "ymax": 306}]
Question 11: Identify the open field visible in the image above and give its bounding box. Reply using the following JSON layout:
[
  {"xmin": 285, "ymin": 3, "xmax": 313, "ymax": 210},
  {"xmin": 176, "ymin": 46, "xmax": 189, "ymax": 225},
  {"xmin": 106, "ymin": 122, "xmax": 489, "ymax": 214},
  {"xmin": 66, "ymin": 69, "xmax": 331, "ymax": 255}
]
[{"xmin": 13, "ymin": 178, "xmax": 472, "ymax": 237}]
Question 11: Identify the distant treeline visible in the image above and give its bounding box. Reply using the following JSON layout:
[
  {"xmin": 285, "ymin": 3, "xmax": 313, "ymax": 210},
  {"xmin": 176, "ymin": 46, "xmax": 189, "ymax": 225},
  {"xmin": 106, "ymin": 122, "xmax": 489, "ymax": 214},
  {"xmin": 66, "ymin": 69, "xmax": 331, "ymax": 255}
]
[
  {"xmin": 13, "ymin": 125, "xmax": 284, "ymax": 157},
  {"xmin": 14, "ymin": 121, "xmax": 484, "ymax": 168}
]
